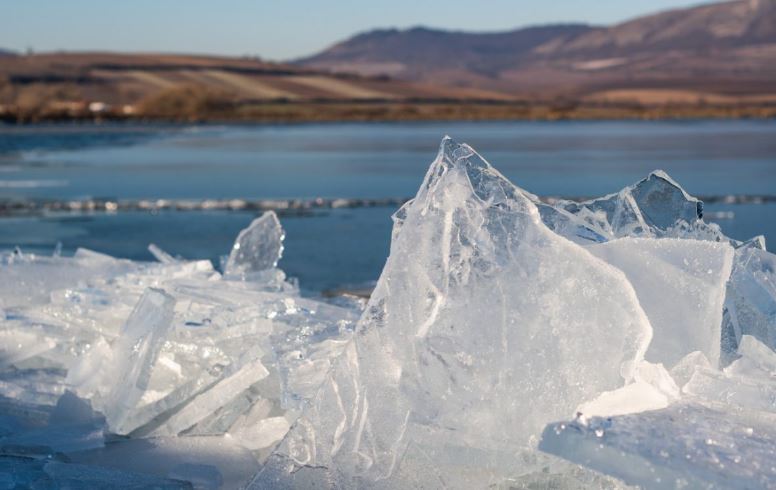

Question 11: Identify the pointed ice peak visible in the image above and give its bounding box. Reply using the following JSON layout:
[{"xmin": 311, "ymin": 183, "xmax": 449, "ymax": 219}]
[
  {"xmin": 629, "ymin": 170, "xmax": 703, "ymax": 225},
  {"xmin": 224, "ymin": 211, "xmax": 285, "ymax": 278},
  {"xmin": 422, "ymin": 136, "xmax": 538, "ymax": 213},
  {"xmin": 545, "ymin": 169, "xmax": 704, "ymax": 242},
  {"xmin": 738, "ymin": 235, "xmax": 767, "ymax": 251}
]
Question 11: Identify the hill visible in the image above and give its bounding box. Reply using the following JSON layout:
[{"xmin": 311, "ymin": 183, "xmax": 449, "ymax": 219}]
[
  {"xmin": 297, "ymin": 0, "xmax": 776, "ymax": 102},
  {"xmin": 0, "ymin": 52, "xmax": 518, "ymax": 122},
  {"xmin": 3, "ymin": 0, "xmax": 776, "ymax": 123}
]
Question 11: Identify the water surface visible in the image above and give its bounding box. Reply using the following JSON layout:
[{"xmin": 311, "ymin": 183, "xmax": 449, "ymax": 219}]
[{"xmin": 1, "ymin": 121, "xmax": 774, "ymax": 291}]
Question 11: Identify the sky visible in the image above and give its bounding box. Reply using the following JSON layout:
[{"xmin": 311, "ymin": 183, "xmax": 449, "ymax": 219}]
[{"xmin": 1, "ymin": 0, "xmax": 720, "ymax": 61}]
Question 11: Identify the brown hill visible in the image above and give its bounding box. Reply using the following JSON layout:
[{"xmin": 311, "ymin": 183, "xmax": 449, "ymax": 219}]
[
  {"xmin": 295, "ymin": 25, "xmax": 592, "ymax": 81},
  {"xmin": 297, "ymin": 0, "xmax": 776, "ymax": 102},
  {"xmin": 0, "ymin": 52, "xmax": 511, "ymax": 103}
]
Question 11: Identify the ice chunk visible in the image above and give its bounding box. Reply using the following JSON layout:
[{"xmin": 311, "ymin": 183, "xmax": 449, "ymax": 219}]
[
  {"xmin": 731, "ymin": 335, "xmax": 776, "ymax": 377},
  {"xmin": 151, "ymin": 357, "xmax": 270, "ymax": 436},
  {"xmin": 148, "ymin": 243, "xmax": 177, "ymax": 264},
  {"xmin": 669, "ymin": 351, "xmax": 712, "ymax": 388},
  {"xmin": 100, "ymin": 288, "xmax": 176, "ymax": 434},
  {"xmin": 540, "ymin": 402, "xmax": 776, "ymax": 489},
  {"xmin": 0, "ymin": 228, "xmax": 358, "ymax": 486},
  {"xmin": 588, "ymin": 237, "xmax": 733, "ymax": 367},
  {"xmin": 229, "ymin": 416, "xmax": 291, "ymax": 451},
  {"xmin": 0, "ymin": 329, "xmax": 57, "ymax": 367},
  {"xmin": 265, "ymin": 137, "xmax": 652, "ymax": 486},
  {"xmin": 548, "ymin": 170, "xmax": 703, "ymax": 242},
  {"xmin": 577, "ymin": 361, "xmax": 680, "ymax": 418},
  {"xmin": 739, "ymin": 235, "xmax": 767, "ymax": 251},
  {"xmin": 722, "ymin": 246, "xmax": 776, "ymax": 357},
  {"xmin": 224, "ymin": 211, "xmax": 284, "ymax": 277},
  {"xmin": 684, "ymin": 336, "xmax": 776, "ymax": 413}
]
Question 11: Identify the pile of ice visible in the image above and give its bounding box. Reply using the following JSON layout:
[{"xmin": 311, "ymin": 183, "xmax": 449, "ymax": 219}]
[
  {"xmin": 1, "ymin": 137, "xmax": 774, "ymax": 489},
  {"xmin": 0, "ymin": 213, "xmax": 361, "ymax": 487}
]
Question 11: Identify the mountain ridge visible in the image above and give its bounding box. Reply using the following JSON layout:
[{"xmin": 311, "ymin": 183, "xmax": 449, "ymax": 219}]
[{"xmin": 296, "ymin": 0, "xmax": 776, "ymax": 98}]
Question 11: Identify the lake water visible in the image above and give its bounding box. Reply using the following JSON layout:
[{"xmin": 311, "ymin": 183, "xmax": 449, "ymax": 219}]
[{"xmin": 1, "ymin": 121, "xmax": 775, "ymax": 292}]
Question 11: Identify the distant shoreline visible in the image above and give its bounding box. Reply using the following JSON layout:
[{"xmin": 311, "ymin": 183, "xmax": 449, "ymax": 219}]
[{"xmin": 3, "ymin": 101, "xmax": 776, "ymax": 124}]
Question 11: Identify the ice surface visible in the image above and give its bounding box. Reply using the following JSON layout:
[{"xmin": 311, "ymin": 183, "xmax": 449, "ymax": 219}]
[
  {"xmin": 543, "ymin": 334, "xmax": 776, "ymax": 488},
  {"xmin": 540, "ymin": 402, "xmax": 776, "ymax": 489},
  {"xmin": 0, "ymin": 457, "xmax": 191, "ymax": 489},
  {"xmin": 224, "ymin": 211, "xmax": 284, "ymax": 278},
  {"xmin": 261, "ymin": 137, "xmax": 652, "ymax": 487}
]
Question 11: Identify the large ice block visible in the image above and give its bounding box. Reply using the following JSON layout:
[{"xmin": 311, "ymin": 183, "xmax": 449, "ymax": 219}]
[
  {"xmin": 588, "ymin": 237, "xmax": 733, "ymax": 367},
  {"xmin": 265, "ymin": 137, "xmax": 653, "ymax": 486}
]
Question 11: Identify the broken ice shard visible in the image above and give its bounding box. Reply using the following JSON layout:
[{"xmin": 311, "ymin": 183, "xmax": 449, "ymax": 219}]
[
  {"xmin": 148, "ymin": 243, "xmax": 177, "ymax": 264},
  {"xmin": 224, "ymin": 211, "xmax": 284, "ymax": 277},
  {"xmin": 151, "ymin": 357, "xmax": 270, "ymax": 437},
  {"xmin": 96, "ymin": 288, "xmax": 175, "ymax": 434},
  {"xmin": 265, "ymin": 136, "xmax": 653, "ymax": 486}
]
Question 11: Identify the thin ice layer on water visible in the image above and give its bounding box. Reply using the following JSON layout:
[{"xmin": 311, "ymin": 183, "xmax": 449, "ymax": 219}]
[
  {"xmin": 224, "ymin": 211, "xmax": 284, "ymax": 278},
  {"xmin": 262, "ymin": 137, "xmax": 652, "ymax": 487}
]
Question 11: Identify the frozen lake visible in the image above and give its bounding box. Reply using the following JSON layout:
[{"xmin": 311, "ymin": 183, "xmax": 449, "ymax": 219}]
[{"xmin": 1, "ymin": 120, "xmax": 775, "ymax": 291}]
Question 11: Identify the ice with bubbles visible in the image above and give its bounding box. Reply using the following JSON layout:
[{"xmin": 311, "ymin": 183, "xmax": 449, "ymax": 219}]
[{"xmin": 2, "ymin": 137, "xmax": 776, "ymax": 489}]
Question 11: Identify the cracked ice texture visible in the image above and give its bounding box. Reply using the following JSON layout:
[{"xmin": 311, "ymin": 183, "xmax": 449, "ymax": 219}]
[
  {"xmin": 268, "ymin": 137, "xmax": 653, "ymax": 486},
  {"xmin": 225, "ymin": 211, "xmax": 284, "ymax": 277}
]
